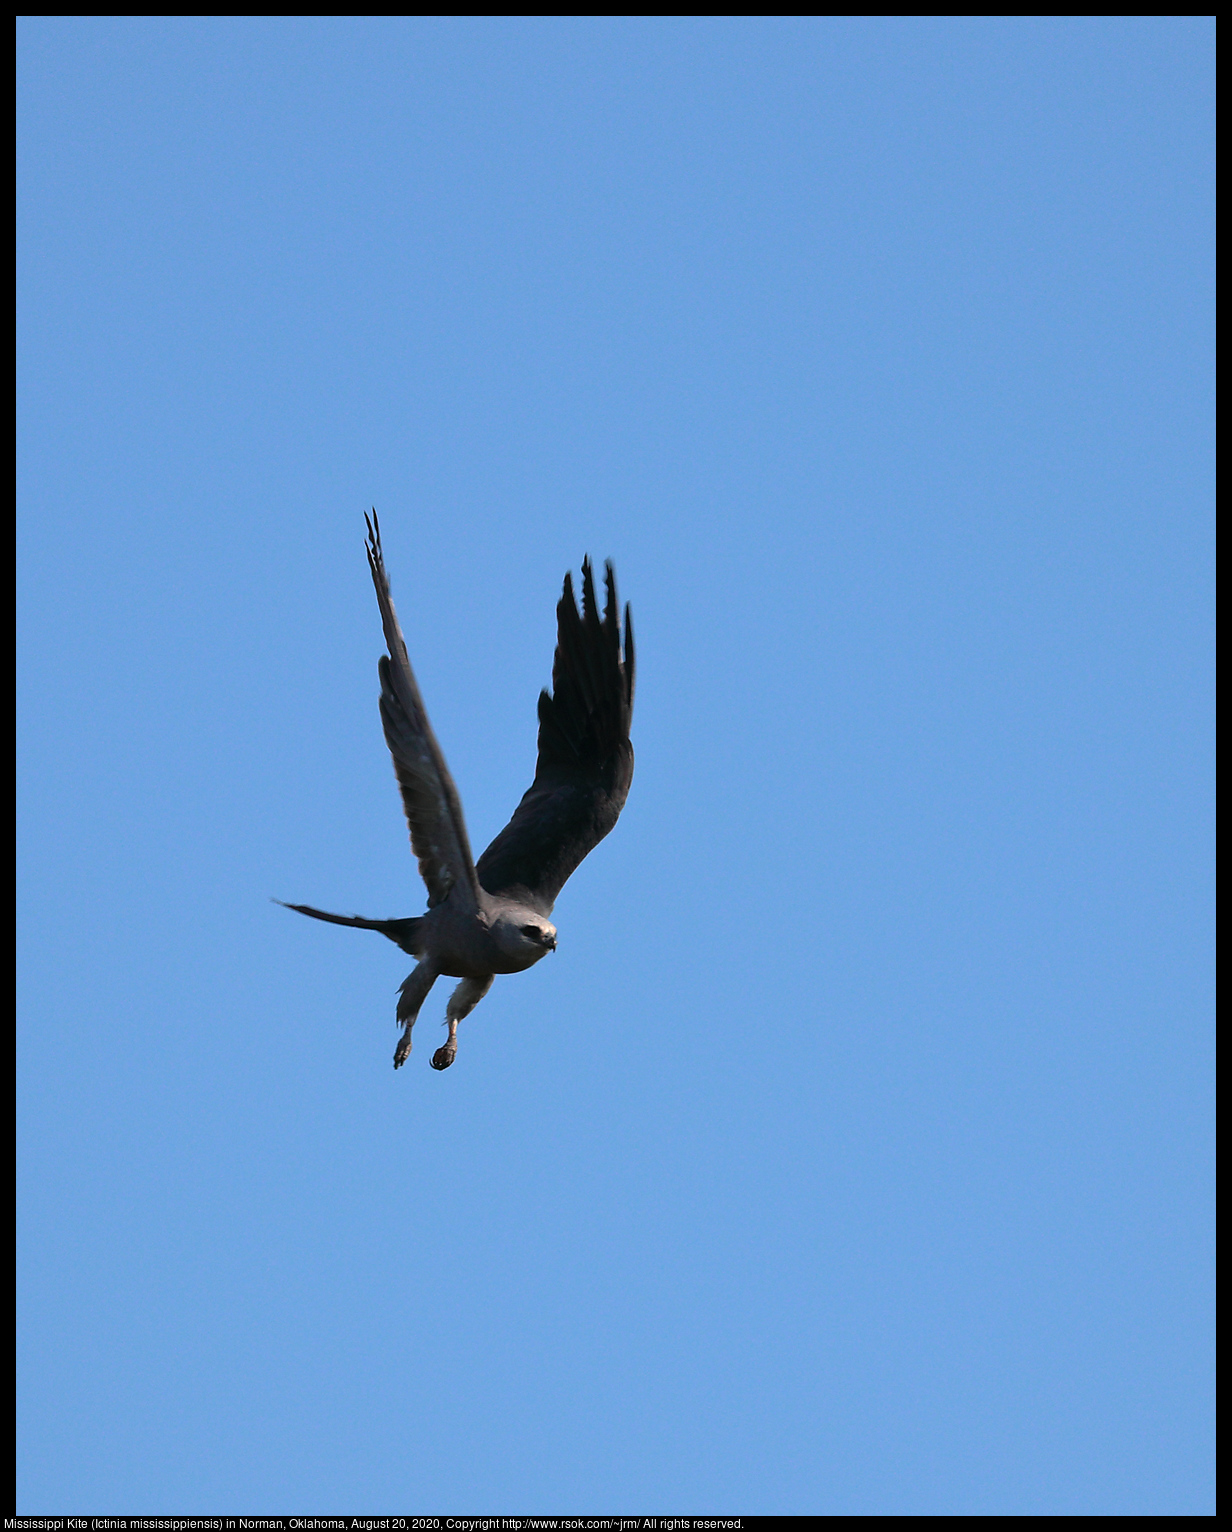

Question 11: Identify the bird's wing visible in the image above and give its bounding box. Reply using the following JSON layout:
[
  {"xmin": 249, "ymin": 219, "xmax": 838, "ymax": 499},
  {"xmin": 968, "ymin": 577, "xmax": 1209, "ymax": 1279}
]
[
  {"xmin": 365, "ymin": 513, "xmax": 481, "ymax": 911},
  {"xmin": 476, "ymin": 557, "xmax": 634, "ymax": 916}
]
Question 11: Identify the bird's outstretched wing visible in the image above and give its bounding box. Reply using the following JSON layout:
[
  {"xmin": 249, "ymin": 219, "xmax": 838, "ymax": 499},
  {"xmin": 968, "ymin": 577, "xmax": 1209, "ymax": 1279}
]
[
  {"xmin": 476, "ymin": 558, "xmax": 635, "ymax": 916},
  {"xmin": 365, "ymin": 513, "xmax": 481, "ymax": 911}
]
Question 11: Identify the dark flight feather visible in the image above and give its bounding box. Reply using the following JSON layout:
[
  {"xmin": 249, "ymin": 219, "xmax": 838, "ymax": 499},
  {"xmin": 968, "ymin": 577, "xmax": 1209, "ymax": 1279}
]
[
  {"xmin": 476, "ymin": 557, "xmax": 635, "ymax": 916},
  {"xmin": 275, "ymin": 901, "xmax": 425, "ymax": 957},
  {"xmin": 365, "ymin": 513, "xmax": 481, "ymax": 911}
]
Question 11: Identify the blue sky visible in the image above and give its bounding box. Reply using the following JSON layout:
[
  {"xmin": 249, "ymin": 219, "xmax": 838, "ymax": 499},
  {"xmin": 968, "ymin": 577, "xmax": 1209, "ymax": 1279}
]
[{"xmin": 16, "ymin": 18, "xmax": 1214, "ymax": 1514}]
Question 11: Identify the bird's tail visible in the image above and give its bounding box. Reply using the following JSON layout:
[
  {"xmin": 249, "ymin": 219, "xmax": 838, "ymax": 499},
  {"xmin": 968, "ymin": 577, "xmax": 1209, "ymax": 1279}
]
[{"xmin": 275, "ymin": 901, "xmax": 425, "ymax": 957}]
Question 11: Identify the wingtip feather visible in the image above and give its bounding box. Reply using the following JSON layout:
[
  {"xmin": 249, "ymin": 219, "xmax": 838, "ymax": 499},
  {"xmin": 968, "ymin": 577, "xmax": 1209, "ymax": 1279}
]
[
  {"xmin": 623, "ymin": 600, "xmax": 635, "ymax": 706},
  {"xmin": 581, "ymin": 556, "xmax": 600, "ymax": 625}
]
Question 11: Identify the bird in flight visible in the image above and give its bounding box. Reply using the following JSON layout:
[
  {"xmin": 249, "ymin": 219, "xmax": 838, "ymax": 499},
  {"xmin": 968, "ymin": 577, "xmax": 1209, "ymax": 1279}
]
[{"xmin": 281, "ymin": 514, "xmax": 635, "ymax": 1071}]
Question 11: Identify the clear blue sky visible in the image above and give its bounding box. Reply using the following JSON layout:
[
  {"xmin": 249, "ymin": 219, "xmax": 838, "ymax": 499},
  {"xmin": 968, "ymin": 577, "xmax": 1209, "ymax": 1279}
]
[{"xmin": 16, "ymin": 18, "xmax": 1214, "ymax": 1515}]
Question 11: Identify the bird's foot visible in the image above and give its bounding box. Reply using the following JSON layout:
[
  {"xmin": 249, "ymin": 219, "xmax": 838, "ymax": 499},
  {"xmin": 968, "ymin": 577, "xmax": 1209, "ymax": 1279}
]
[
  {"xmin": 394, "ymin": 1029, "xmax": 413, "ymax": 1069},
  {"xmin": 430, "ymin": 1041, "xmax": 457, "ymax": 1071}
]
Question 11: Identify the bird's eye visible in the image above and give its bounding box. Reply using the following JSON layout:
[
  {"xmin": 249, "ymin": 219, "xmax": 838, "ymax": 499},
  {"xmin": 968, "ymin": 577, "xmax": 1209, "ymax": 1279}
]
[{"xmin": 520, "ymin": 924, "xmax": 541, "ymax": 940}]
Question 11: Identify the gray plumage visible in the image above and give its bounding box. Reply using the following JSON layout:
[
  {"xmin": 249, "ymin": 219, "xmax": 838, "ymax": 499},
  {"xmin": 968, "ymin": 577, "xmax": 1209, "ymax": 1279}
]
[{"xmin": 280, "ymin": 514, "xmax": 635, "ymax": 1070}]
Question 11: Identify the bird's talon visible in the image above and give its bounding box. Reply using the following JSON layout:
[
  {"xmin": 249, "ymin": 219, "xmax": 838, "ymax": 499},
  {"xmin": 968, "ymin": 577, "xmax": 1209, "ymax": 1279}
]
[{"xmin": 431, "ymin": 1045, "xmax": 456, "ymax": 1070}]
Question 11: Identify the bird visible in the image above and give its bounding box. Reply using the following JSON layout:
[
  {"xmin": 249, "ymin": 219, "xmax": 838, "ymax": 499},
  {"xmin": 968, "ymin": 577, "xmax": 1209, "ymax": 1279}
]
[{"xmin": 280, "ymin": 513, "xmax": 635, "ymax": 1072}]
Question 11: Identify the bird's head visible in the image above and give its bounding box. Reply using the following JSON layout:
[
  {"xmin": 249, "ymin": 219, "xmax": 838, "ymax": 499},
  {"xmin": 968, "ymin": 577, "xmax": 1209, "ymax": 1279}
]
[{"xmin": 490, "ymin": 910, "xmax": 557, "ymax": 968}]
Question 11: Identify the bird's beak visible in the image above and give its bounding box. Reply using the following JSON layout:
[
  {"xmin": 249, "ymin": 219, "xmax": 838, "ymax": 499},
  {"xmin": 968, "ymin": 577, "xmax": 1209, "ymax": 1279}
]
[{"xmin": 546, "ymin": 935, "xmax": 557, "ymax": 951}]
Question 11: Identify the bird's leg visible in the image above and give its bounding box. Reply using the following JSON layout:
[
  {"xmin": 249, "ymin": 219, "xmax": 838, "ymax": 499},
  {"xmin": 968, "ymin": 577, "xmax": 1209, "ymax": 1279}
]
[
  {"xmin": 394, "ymin": 960, "xmax": 438, "ymax": 1069},
  {"xmin": 431, "ymin": 974, "xmax": 494, "ymax": 1071}
]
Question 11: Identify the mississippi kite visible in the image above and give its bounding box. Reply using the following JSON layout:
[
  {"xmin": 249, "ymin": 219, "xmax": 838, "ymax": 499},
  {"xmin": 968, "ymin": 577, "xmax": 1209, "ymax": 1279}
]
[{"xmin": 281, "ymin": 515, "xmax": 635, "ymax": 1071}]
